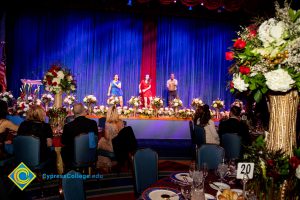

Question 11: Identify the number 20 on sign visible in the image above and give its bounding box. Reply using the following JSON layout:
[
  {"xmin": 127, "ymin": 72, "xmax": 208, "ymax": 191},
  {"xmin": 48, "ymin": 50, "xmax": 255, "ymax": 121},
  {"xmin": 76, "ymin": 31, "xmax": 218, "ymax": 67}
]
[{"xmin": 236, "ymin": 163, "xmax": 254, "ymax": 179}]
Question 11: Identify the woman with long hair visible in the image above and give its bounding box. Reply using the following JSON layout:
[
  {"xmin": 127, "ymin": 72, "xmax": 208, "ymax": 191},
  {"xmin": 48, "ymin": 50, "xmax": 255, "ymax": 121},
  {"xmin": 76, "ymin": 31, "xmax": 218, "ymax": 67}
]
[
  {"xmin": 107, "ymin": 74, "xmax": 123, "ymax": 107},
  {"xmin": 97, "ymin": 106, "xmax": 124, "ymax": 171},
  {"xmin": 139, "ymin": 74, "xmax": 153, "ymax": 108},
  {"xmin": 193, "ymin": 104, "xmax": 220, "ymax": 144}
]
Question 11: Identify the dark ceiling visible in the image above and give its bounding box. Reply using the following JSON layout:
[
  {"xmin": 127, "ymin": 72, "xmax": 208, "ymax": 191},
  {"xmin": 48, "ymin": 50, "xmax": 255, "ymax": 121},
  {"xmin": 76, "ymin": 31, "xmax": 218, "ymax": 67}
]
[{"xmin": 1, "ymin": 0, "xmax": 300, "ymax": 23}]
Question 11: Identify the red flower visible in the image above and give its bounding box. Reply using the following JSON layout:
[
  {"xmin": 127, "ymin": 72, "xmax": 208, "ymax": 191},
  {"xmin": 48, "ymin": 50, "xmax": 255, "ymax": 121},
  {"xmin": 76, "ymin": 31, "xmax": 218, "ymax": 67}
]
[
  {"xmin": 52, "ymin": 82, "xmax": 57, "ymax": 86},
  {"xmin": 289, "ymin": 156, "xmax": 300, "ymax": 169},
  {"xmin": 230, "ymin": 81, "xmax": 234, "ymax": 88},
  {"xmin": 267, "ymin": 159, "xmax": 275, "ymax": 167},
  {"xmin": 247, "ymin": 25, "xmax": 257, "ymax": 38},
  {"xmin": 233, "ymin": 38, "xmax": 246, "ymax": 49},
  {"xmin": 51, "ymin": 71, "xmax": 57, "ymax": 77},
  {"xmin": 239, "ymin": 66, "xmax": 251, "ymax": 75},
  {"xmin": 225, "ymin": 52, "xmax": 234, "ymax": 60}
]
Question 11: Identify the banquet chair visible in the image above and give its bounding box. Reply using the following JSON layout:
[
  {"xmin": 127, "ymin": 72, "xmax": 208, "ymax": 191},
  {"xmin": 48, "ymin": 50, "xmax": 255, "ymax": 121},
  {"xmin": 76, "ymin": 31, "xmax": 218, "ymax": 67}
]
[
  {"xmin": 196, "ymin": 144, "xmax": 225, "ymax": 170},
  {"xmin": 73, "ymin": 132, "xmax": 98, "ymax": 173},
  {"xmin": 221, "ymin": 133, "xmax": 242, "ymax": 160},
  {"xmin": 62, "ymin": 170, "xmax": 86, "ymax": 200},
  {"xmin": 194, "ymin": 125, "xmax": 206, "ymax": 148},
  {"xmin": 6, "ymin": 115, "xmax": 25, "ymax": 125},
  {"xmin": 189, "ymin": 120, "xmax": 195, "ymax": 144},
  {"xmin": 133, "ymin": 148, "xmax": 158, "ymax": 196}
]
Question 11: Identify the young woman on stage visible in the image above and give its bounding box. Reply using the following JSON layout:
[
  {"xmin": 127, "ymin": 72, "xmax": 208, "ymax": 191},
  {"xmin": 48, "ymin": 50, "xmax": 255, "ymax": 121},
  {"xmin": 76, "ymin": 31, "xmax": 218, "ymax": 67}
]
[
  {"xmin": 107, "ymin": 74, "xmax": 123, "ymax": 107},
  {"xmin": 139, "ymin": 74, "xmax": 153, "ymax": 108}
]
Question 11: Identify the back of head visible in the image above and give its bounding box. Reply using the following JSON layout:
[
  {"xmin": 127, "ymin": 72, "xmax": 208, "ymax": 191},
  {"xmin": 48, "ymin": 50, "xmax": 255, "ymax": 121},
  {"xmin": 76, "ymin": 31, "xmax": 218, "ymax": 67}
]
[
  {"xmin": 230, "ymin": 106, "xmax": 241, "ymax": 117},
  {"xmin": 106, "ymin": 106, "xmax": 119, "ymax": 123},
  {"xmin": 73, "ymin": 103, "xmax": 86, "ymax": 117},
  {"xmin": 0, "ymin": 100, "xmax": 8, "ymax": 119},
  {"xmin": 26, "ymin": 105, "xmax": 46, "ymax": 122}
]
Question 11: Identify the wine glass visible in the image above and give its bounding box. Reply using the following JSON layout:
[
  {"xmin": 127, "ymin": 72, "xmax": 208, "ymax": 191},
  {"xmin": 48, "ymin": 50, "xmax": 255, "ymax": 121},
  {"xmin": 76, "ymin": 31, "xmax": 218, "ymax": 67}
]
[
  {"xmin": 202, "ymin": 163, "xmax": 208, "ymax": 179},
  {"xmin": 216, "ymin": 163, "xmax": 228, "ymax": 182}
]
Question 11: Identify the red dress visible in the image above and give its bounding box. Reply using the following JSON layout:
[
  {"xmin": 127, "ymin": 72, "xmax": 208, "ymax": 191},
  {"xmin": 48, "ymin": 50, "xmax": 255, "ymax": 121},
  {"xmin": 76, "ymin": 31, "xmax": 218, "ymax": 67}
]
[{"xmin": 140, "ymin": 80, "xmax": 152, "ymax": 97}]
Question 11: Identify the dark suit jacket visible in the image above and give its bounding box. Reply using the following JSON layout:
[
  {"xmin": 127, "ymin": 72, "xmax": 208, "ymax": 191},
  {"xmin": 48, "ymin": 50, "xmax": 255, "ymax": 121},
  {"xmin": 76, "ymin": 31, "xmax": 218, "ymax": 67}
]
[
  {"xmin": 218, "ymin": 117, "xmax": 250, "ymax": 146},
  {"xmin": 61, "ymin": 116, "xmax": 98, "ymax": 166}
]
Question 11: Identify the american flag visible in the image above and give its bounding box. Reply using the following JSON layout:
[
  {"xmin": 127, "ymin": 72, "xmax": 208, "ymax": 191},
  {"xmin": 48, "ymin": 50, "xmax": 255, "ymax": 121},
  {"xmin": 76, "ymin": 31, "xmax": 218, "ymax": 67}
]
[{"xmin": 0, "ymin": 51, "xmax": 7, "ymax": 91}]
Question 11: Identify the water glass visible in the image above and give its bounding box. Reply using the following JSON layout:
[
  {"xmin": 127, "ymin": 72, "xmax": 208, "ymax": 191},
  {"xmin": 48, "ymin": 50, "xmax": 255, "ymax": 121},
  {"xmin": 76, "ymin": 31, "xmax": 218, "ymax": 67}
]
[
  {"xmin": 192, "ymin": 170, "xmax": 203, "ymax": 188},
  {"xmin": 191, "ymin": 187, "xmax": 205, "ymax": 200},
  {"xmin": 189, "ymin": 161, "xmax": 196, "ymax": 178},
  {"xmin": 217, "ymin": 163, "xmax": 228, "ymax": 182},
  {"xmin": 201, "ymin": 163, "xmax": 208, "ymax": 179}
]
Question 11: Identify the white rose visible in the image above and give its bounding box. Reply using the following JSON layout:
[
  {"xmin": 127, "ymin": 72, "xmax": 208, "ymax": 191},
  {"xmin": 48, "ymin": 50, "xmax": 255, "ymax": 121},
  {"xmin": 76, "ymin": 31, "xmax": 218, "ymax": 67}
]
[
  {"xmin": 296, "ymin": 165, "xmax": 300, "ymax": 179},
  {"xmin": 174, "ymin": 103, "xmax": 178, "ymax": 107},
  {"xmin": 67, "ymin": 75, "xmax": 73, "ymax": 81},
  {"xmin": 134, "ymin": 102, "xmax": 139, "ymax": 107},
  {"xmin": 232, "ymin": 73, "xmax": 249, "ymax": 92},
  {"xmin": 57, "ymin": 71, "xmax": 65, "ymax": 79},
  {"xmin": 264, "ymin": 69, "xmax": 295, "ymax": 92},
  {"xmin": 52, "ymin": 77, "xmax": 61, "ymax": 84}
]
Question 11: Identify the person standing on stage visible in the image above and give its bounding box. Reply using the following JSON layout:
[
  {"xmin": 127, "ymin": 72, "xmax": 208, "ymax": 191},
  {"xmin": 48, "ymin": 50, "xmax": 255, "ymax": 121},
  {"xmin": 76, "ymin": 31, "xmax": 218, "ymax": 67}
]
[
  {"xmin": 139, "ymin": 74, "xmax": 153, "ymax": 108},
  {"xmin": 107, "ymin": 74, "xmax": 123, "ymax": 107},
  {"xmin": 167, "ymin": 73, "xmax": 178, "ymax": 106}
]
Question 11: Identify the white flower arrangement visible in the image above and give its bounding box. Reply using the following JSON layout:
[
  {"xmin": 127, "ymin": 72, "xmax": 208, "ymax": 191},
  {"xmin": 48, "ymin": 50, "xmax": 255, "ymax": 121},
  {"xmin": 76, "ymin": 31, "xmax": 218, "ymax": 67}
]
[
  {"xmin": 171, "ymin": 98, "xmax": 183, "ymax": 108},
  {"xmin": 232, "ymin": 73, "xmax": 249, "ymax": 92},
  {"xmin": 151, "ymin": 96, "xmax": 164, "ymax": 108},
  {"xmin": 128, "ymin": 96, "xmax": 141, "ymax": 107},
  {"xmin": 0, "ymin": 91, "xmax": 14, "ymax": 102},
  {"xmin": 264, "ymin": 68, "xmax": 295, "ymax": 92},
  {"xmin": 119, "ymin": 106, "xmax": 133, "ymax": 117},
  {"xmin": 191, "ymin": 98, "xmax": 204, "ymax": 109},
  {"xmin": 212, "ymin": 98, "xmax": 224, "ymax": 110},
  {"xmin": 41, "ymin": 93, "xmax": 54, "ymax": 104},
  {"xmin": 64, "ymin": 95, "xmax": 76, "ymax": 105},
  {"xmin": 178, "ymin": 108, "xmax": 195, "ymax": 118},
  {"xmin": 107, "ymin": 96, "xmax": 119, "ymax": 106},
  {"xmin": 83, "ymin": 95, "xmax": 97, "ymax": 105},
  {"xmin": 93, "ymin": 105, "xmax": 108, "ymax": 115}
]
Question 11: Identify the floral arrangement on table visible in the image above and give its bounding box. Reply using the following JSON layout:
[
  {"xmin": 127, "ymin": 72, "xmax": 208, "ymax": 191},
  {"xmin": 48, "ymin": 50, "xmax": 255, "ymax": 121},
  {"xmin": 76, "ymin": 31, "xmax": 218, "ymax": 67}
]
[
  {"xmin": 41, "ymin": 93, "xmax": 54, "ymax": 104},
  {"xmin": 243, "ymin": 136, "xmax": 300, "ymax": 199},
  {"xmin": 106, "ymin": 96, "xmax": 119, "ymax": 106},
  {"xmin": 43, "ymin": 64, "xmax": 76, "ymax": 94},
  {"xmin": 191, "ymin": 98, "xmax": 204, "ymax": 109},
  {"xmin": 151, "ymin": 96, "xmax": 164, "ymax": 109},
  {"xmin": 212, "ymin": 98, "xmax": 225, "ymax": 110},
  {"xmin": 93, "ymin": 105, "xmax": 108, "ymax": 116},
  {"xmin": 117, "ymin": 106, "xmax": 133, "ymax": 117},
  {"xmin": 16, "ymin": 100, "xmax": 30, "ymax": 117},
  {"xmin": 171, "ymin": 97, "xmax": 183, "ymax": 110},
  {"xmin": 64, "ymin": 95, "xmax": 76, "ymax": 106},
  {"xmin": 128, "ymin": 96, "xmax": 141, "ymax": 108},
  {"xmin": 137, "ymin": 107, "xmax": 155, "ymax": 117},
  {"xmin": 157, "ymin": 107, "xmax": 175, "ymax": 117},
  {"xmin": 0, "ymin": 91, "xmax": 14, "ymax": 103},
  {"xmin": 177, "ymin": 108, "xmax": 195, "ymax": 119},
  {"xmin": 83, "ymin": 95, "xmax": 97, "ymax": 105},
  {"xmin": 226, "ymin": 2, "xmax": 300, "ymax": 102},
  {"xmin": 47, "ymin": 107, "xmax": 68, "ymax": 128}
]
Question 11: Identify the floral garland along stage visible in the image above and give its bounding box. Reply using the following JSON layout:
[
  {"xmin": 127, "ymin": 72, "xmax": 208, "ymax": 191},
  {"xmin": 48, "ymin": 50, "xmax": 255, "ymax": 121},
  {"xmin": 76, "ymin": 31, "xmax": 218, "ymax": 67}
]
[{"xmin": 226, "ymin": 1, "xmax": 300, "ymax": 157}]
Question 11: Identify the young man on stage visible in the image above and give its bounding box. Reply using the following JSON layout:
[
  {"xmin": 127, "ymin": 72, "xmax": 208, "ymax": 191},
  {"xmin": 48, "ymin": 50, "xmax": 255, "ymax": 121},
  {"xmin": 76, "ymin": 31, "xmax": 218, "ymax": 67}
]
[{"xmin": 166, "ymin": 73, "xmax": 178, "ymax": 107}]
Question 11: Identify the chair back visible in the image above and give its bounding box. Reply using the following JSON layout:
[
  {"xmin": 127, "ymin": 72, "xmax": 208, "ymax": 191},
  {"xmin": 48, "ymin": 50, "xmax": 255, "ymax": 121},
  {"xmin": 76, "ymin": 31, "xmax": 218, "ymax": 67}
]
[
  {"xmin": 189, "ymin": 121, "xmax": 195, "ymax": 144},
  {"xmin": 197, "ymin": 144, "xmax": 224, "ymax": 170},
  {"xmin": 74, "ymin": 133, "xmax": 97, "ymax": 167},
  {"xmin": 194, "ymin": 125, "xmax": 206, "ymax": 146},
  {"xmin": 98, "ymin": 117, "xmax": 106, "ymax": 129},
  {"xmin": 133, "ymin": 148, "xmax": 158, "ymax": 194},
  {"xmin": 6, "ymin": 115, "xmax": 25, "ymax": 125},
  {"xmin": 13, "ymin": 136, "xmax": 40, "ymax": 168},
  {"xmin": 62, "ymin": 170, "xmax": 85, "ymax": 200},
  {"xmin": 221, "ymin": 133, "xmax": 242, "ymax": 160}
]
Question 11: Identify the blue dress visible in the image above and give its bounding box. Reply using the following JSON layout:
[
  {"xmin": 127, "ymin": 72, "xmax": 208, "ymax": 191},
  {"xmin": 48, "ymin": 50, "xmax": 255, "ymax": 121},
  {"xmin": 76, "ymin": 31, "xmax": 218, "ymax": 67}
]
[{"xmin": 111, "ymin": 80, "xmax": 123, "ymax": 96}]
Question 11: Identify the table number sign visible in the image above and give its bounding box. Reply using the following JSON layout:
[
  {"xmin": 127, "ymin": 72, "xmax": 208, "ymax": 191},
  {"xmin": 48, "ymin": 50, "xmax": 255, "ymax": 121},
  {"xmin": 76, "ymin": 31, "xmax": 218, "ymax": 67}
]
[{"xmin": 236, "ymin": 163, "xmax": 254, "ymax": 179}]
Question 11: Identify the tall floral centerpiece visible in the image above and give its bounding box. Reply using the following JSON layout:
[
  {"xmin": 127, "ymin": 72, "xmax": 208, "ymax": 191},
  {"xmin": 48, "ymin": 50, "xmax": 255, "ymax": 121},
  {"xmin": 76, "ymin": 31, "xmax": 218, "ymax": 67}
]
[
  {"xmin": 151, "ymin": 96, "xmax": 164, "ymax": 117},
  {"xmin": 43, "ymin": 65, "xmax": 76, "ymax": 108},
  {"xmin": 128, "ymin": 96, "xmax": 141, "ymax": 117},
  {"xmin": 171, "ymin": 97, "xmax": 183, "ymax": 113},
  {"xmin": 191, "ymin": 98, "xmax": 204, "ymax": 109},
  {"xmin": 107, "ymin": 96, "xmax": 120, "ymax": 107},
  {"xmin": 64, "ymin": 95, "xmax": 76, "ymax": 114},
  {"xmin": 83, "ymin": 95, "xmax": 97, "ymax": 114},
  {"xmin": 212, "ymin": 98, "xmax": 224, "ymax": 120},
  {"xmin": 41, "ymin": 93, "xmax": 54, "ymax": 111},
  {"xmin": 226, "ymin": 2, "xmax": 300, "ymax": 157}
]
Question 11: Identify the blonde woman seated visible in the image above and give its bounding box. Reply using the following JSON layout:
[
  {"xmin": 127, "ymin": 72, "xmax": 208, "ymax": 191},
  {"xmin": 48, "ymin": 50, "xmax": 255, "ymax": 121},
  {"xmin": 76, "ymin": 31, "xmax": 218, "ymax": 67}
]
[
  {"xmin": 97, "ymin": 106, "xmax": 124, "ymax": 172},
  {"xmin": 193, "ymin": 104, "xmax": 220, "ymax": 145}
]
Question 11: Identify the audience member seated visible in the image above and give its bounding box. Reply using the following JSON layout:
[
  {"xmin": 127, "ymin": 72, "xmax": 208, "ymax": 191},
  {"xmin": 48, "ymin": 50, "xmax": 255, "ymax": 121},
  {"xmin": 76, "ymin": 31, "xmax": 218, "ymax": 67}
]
[
  {"xmin": 193, "ymin": 104, "xmax": 220, "ymax": 144},
  {"xmin": 218, "ymin": 106, "xmax": 251, "ymax": 148},
  {"xmin": 0, "ymin": 100, "xmax": 19, "ymax": 159},
  {"xmin": 97, "ymin": 106, "xmax": 124, "ymax": 172},
  {"xmin": 17, "ymin": 105, "xmax": 53, "ymax": 162},
  {"xmin": 61, "ymin": 103, "xmax": 98, "ymax": 170}
]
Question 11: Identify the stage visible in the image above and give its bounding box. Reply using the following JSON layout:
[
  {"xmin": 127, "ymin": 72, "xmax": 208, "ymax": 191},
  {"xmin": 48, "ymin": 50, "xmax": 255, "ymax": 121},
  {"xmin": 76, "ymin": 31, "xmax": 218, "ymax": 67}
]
[{"xmin": 88, "ymin": 115, "xmax": 192, "ymax": 140}]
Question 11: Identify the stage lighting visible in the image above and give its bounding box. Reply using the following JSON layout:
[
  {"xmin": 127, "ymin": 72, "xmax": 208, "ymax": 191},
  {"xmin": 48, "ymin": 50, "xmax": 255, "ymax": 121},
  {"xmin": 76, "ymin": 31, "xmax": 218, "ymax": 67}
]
[
  {"xmin": 127, "ymin": 0, "xmax": 132, "ymax": 6},
  {"xmin": 173, "ymin": 0, "xmax": 177, "ymax": 3},
  {"xmin": 201, "ymin": 3, "xmax": 204, "ymax": 6},
  {"xmin": 189, "ymin": 6, "xmax": 192, "ymax": 11}
]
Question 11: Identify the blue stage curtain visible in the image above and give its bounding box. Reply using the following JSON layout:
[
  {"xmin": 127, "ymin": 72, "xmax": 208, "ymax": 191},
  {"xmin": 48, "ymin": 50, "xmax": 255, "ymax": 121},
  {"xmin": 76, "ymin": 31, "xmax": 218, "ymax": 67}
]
[
  {"xmin": 7, "ymin": 11, "xmax": 143, "ymax": 105},
  {"xmin": 156, "ymin": 17, "xmax": 237, "ymax": 109}
]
